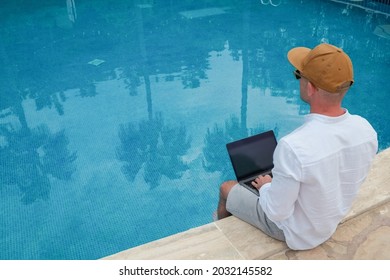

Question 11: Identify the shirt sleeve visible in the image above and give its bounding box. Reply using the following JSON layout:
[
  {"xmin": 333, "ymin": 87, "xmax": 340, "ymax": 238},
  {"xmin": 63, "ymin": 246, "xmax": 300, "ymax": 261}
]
[{"xmin": 259, "ymin": 139, "xmax": 302, "ymax": 222}]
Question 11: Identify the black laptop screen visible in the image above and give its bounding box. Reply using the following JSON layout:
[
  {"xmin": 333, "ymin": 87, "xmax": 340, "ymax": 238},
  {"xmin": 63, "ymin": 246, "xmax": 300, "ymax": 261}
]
[{"xmin": 226, "ymin": 130, "xmax": 277, "ymax": 181}]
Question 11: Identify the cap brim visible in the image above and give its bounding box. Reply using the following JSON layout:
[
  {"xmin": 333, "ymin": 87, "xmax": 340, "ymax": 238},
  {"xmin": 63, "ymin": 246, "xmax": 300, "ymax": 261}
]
[{"xmin": 287, "ymin": 47, "xmax": 311, "ymax": 71}]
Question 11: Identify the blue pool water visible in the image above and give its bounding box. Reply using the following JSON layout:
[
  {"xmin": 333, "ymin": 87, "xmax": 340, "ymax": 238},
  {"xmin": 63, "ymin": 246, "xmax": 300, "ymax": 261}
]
[{"xmin": 0, "ymin": 0, "xmax": 389, "ymax": 259}]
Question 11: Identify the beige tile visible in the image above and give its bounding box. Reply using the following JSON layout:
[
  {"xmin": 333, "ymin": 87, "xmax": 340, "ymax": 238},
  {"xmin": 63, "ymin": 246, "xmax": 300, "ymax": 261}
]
[
  {"xmin": 215, "ymin": 216, "xmax": 287, "ymax": 260},
  {"xmin": 103, "ymin": 223, "xmax": 243, "ymax": 260},
  {"xmin": 268, "ymin": 201, "xmax": 390, "ymax": 260},
  {"xmin": 352, "ymin": 204, "xmax": 390, "ymax": 259},
  {"xmin": 353, "ymin": 226, "xmax": 390, "ymax": 259},
  {"xmin": 343, "ymin": 148, "xmax": 390, "ymax": 222}
]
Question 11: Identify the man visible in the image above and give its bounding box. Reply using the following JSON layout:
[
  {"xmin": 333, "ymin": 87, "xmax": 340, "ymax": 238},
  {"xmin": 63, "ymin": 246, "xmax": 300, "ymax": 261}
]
[{"xmin": 217, "ymin": 43, "xmax": 378, "ymax": 250}]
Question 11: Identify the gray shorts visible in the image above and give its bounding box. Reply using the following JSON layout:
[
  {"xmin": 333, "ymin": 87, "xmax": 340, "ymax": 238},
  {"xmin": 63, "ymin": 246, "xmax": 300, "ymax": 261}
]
[{"xmin": 226, "ymin": 183, "xmax": 285, "ymax": 241}]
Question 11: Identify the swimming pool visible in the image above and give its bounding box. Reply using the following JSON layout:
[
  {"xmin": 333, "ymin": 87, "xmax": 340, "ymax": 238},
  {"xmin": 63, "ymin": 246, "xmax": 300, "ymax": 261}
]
[{"xmin": 0, "ymin": 0, "xmax": 389, "ymax": 260}]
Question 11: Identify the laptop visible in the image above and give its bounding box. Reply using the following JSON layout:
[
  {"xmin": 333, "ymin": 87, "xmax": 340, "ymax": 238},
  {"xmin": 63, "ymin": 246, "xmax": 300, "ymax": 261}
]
[{"xmin": 226, "ymin": 130, "xmax": 277, "ymax": 195}]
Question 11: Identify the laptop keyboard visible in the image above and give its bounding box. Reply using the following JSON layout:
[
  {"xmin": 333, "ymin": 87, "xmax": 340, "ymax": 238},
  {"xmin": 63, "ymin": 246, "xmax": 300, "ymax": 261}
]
[
  {"xmin": 243, "ymin": 172, "xmax": 273, "ymax": 190},
  {"xmin": 244, "ymin": 181, "xmax": 258, "ymax": 191}
]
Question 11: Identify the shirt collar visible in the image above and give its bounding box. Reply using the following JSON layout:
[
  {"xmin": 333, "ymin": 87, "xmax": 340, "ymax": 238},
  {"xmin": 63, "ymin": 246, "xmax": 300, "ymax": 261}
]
[{"xmin": 305, "ymin": 109, "xmax": 350, "ymax": 123}]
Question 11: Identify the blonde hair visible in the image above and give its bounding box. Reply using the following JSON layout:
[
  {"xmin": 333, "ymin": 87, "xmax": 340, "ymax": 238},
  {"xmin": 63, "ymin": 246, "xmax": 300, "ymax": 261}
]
[{"xmin": 317, "ymin": 85, "xmax": 348, "ymax": 104}]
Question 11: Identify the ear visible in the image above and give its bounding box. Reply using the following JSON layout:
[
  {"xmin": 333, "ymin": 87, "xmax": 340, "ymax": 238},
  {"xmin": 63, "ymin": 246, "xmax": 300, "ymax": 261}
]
[{"xmin": 307, "ymin": 81, "xmax": 318, "ymax": 97}]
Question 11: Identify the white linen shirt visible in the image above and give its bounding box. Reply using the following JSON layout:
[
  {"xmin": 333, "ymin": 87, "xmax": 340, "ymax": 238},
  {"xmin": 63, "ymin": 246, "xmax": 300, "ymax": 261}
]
[{"xmin": 259, "ymin": 110, "xmax": 378, "ymax": 250}]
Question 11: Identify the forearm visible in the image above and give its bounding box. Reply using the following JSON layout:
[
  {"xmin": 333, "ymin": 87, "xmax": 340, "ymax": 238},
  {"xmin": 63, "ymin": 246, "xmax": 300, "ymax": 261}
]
[{"xmin": 259, "ymin": 173, "xmax": 300, "ymax": 222}]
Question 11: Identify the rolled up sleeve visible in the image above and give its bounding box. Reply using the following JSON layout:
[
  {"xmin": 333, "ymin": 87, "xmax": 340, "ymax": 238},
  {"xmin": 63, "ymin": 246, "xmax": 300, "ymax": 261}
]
[{"xmin": 259, "ymin": 139, "xmax": 302, "ymax": 222}]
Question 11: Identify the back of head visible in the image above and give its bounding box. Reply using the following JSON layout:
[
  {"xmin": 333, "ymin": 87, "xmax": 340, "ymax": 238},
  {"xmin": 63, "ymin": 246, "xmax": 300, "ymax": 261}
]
[{"xmin": 287, "ymin": 43, "xmax": 354, "ymax": 94}]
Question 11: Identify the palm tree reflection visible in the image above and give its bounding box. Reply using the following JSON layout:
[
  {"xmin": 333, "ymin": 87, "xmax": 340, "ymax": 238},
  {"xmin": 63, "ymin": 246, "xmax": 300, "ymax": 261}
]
[
  {"xmin": 203, "ymin": 1, "xmax": 278, "ymax": 180},
  {"xmin": 0, "ymin": 39, "xmax": 77, "ymax": 204},
  {"xmin": 0, "ymin": 124, "xmax": 77, "ymax": 204},
  {"xmin": 117, "ymin": 113, "xmax": 191, "ymax": 189}
]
